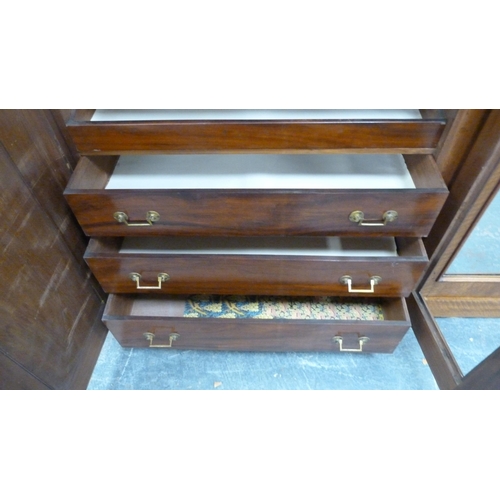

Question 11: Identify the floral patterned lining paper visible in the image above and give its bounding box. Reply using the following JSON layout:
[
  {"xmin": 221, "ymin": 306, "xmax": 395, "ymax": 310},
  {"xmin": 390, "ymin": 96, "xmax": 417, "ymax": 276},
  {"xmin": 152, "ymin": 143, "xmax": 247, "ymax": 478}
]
[{"xmin": 184, "ymin": 295, "xmax": 384, "ymax": 321}]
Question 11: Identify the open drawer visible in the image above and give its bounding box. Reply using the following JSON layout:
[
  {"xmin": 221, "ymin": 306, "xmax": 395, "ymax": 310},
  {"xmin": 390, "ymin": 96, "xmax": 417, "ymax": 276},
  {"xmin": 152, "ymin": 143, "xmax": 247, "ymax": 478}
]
[
  {"xmin": 65, "ymin": 153, "xmax": 448, "ymax": 237},
  {"xmin": 102, "ymin": 294, "xmax": 411, "ymax": 353},
  {"xmin": 66, "ymin": 109, "xmax": 446, "ymax": 154},
  {"xmin": 85, "ymin": 236, "xmax": 428, "ymax": 297}
]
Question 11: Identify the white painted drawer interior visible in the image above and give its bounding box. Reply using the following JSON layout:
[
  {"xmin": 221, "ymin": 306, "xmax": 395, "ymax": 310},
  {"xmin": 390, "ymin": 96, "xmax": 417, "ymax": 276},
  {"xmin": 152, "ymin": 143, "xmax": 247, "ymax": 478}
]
[
  {"xmin": 119, "ymin": 236, "xmax": 399, "ymax": 257},
  {"xmin": 105, "ymin": 154, "xmax": 416, "ymax": 190},
  {"xmin": 92, "ymin": 109, "xmax": 422, "ymax": 122}
]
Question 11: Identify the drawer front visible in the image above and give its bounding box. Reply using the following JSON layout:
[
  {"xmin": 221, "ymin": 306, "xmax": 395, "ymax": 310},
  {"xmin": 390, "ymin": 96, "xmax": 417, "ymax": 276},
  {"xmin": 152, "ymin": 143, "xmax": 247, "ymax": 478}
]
[
  {"xmin": 65, "ymin": 155, "xmax": 448, "ymax": 238},
  {"xmin": 102, "ymin": 294, "xmax": 411, "ymax": 353},
  {"xmin": 85, "ymin": 237, "xmax": 428, "ymax": 297},
  {"xmin": 67, "ymin": 190, "xmax": 447, "ymax": 238},
  {"xmin": 66, "ymin": 110, "xmax": 446, "ymax": 154}
]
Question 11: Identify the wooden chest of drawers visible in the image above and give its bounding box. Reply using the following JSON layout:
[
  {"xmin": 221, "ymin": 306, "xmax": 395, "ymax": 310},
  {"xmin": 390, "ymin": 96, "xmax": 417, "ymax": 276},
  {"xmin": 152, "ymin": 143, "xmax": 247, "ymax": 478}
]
[{"xmin": 64, "ymin": 109, "xmax": 449, "ymax": 353}]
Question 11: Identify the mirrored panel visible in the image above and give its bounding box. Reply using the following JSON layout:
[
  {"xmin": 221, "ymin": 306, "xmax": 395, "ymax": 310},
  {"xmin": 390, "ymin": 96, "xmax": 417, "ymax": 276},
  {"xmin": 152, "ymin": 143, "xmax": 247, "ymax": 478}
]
[
  {"xmin": 445, "ymin": 189, "xmax": 500, "ymax": 275},
  {"xmin": 436, "ymin": 317, "xmax": 500, "ymax": 376}
]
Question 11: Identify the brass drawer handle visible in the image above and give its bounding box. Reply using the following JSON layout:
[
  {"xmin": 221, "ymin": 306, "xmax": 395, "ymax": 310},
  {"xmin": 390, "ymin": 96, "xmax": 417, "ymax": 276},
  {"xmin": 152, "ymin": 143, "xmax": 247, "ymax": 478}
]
[
  {"xmin": 349, "ymin": 210, "xmax": 398, "ymax": 226},
  {"xmin": 114, "ymin": 211, "xmax": 160, "ymax": 227},
  {"xmin": 130, "ymin": 272, "xmax": 170, "ymax": 289},
  {"xmin": 340, "ymin": 275, "xmax": 381, "ymax": 294},
  {"xmin": 144, "ymin": 332, "xmax": 180, "ymax": 348},
  {"xmin": 333, "ymin": 335, "xmax": 369, "ymax": 352}
]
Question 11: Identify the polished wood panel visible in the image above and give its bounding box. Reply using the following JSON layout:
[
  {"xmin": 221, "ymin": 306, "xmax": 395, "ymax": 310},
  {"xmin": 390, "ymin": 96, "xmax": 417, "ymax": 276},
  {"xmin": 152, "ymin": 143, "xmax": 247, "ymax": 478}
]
[
  {"xmin": 103, "ymin": 294, "xmax": 410, "ymax": 352},
  {"xmin": 0, "ymin": 111, "xmax": 107, "ymax": 390},
  {"xmin": 0, "ymin": 352, "xmax": 50, "ymax": 390},
  {"xmin": 84, "ymin": 237, "xmax": 428, "ymax": 297},
  {"xmin": 0, "ymin": 110, "xmax": 88, "ymax": 261},
  {"xmin": 65, "ymin": 155, "xmax": 448, "ymax": 238},
  {"xmin": 66, "ymin": 111, "xmax": 446, "ymax": 154},
  {"xmin": 67, "ymin": 189, "xmax": 448, "ymax": 238}
]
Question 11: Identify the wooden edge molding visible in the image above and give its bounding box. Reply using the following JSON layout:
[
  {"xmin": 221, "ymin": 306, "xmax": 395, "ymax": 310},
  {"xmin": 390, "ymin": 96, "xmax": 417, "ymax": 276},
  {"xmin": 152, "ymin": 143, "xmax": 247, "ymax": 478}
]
[
  {"xmin": 406, "ymin": 292, "xmax": 463, "ymax": 389},
  {"xmin": 433, "ymin": 110, "xmax": 489, "ymax": 186}
]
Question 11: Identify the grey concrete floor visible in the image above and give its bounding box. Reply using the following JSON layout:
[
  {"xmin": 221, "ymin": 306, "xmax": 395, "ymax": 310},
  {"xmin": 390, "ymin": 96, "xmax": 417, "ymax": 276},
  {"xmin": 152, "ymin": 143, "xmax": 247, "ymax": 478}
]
[{"xmin": 87, "ymin": 318, "xmax": 500, "ymax": 390}]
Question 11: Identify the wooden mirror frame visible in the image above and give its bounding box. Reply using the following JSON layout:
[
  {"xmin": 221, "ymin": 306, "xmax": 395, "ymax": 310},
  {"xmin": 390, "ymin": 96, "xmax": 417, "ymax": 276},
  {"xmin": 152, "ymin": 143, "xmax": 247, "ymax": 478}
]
[{"xmin": 408, "ymin": 110, "xmax": 500, "ymax": 389}]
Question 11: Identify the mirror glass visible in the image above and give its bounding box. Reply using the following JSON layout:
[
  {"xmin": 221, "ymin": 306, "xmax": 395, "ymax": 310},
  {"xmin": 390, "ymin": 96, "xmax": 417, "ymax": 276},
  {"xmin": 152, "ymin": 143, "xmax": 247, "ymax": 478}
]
[{"xmin": 445, "ymin": 189, "xmax": 500, "ymax": 275}]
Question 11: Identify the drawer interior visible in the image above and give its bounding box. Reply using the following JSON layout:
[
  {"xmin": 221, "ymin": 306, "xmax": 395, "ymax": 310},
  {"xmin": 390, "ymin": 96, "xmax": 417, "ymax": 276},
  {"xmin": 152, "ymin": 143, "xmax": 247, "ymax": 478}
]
[
  {"xmin": 90, "ymin": 236, "xmax": 426, "ymax": 260},
  {"xmin": 66, "ymin": 154, "xmax": 446, "ymax": 191},
  {"xmin": 105, "ymin": 154, "xmax": 416, "ymax": 190},
  {"xmin": 118, "ymin": 236, "xmax": 400, "ymax": 257},
  {"xmin": 89, "ymin": 109, "xmax": 425, "ymax": 121},
  {"xmin": 105, "ymin": 294, "xmax": 409, "ymax": 323}
]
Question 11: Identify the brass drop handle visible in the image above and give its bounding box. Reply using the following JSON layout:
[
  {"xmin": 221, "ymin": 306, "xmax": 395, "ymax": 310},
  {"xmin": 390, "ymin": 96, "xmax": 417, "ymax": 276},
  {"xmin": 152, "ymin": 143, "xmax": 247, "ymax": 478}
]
[
  {"xmin": 114, "ymin": 211, "xmax": 160, "ymax": 227},
  {"xmin": 333, "ymin": 335, "xmax": 369, "ymax": 352},
  {"xmin": 340, "ymin": 275, "xmax": 381, "ymax": 294},
  {"xmin": 130, "ymin": 272, "xmax": 170, "ymax": 289},
  {"xmin": 349, "ymin": 210, "xmax": 398, "ymax": 226},
  {"xmin": 144, "ymin": 332, "xmax": 180, "ymax": 348}
]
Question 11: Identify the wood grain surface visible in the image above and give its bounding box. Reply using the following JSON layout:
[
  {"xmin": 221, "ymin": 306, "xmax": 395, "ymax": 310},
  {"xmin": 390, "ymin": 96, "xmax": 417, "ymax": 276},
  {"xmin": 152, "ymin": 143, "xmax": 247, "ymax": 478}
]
[
  {"xmin": 0, "ymin": 110, "xmax": 107, "ymax": 390},
  {"xmin": 85, "ymin": 237, "xmax": 428, "ymax": 297},
  {"xmin": 66, "ymin": 111, "xmax": 446, "ymax": 154}
]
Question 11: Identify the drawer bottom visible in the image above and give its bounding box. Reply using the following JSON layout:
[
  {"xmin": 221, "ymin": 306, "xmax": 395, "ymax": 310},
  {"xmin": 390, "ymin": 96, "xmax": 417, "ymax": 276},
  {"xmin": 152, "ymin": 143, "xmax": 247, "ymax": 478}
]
[{"xmin": 103, "ymin": 295, "xmax": 411, "ymax": 353}]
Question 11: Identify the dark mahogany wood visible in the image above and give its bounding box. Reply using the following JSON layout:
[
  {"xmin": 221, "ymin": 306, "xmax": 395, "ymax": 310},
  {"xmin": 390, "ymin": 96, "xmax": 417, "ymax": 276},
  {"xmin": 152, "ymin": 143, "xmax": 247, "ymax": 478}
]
[
  {"xmin": 102, "ymin": 294, "xmax": 410, "ymax": 352},
  {"xmin": 0, "ymin": 111, "xmax": 107, "ymax": 390},
  {"xmin": 0, "ymin": 110, "xmax": 88, "ymax": 262},
  {"xmin": 432, "ymin": 110, "xmax": 488, "ymax": 185},
  {"xmin": 406, "ymin": 292, "xmax": 463, "ymax": 389},
  {"xmin": 84, "ymin": 237, "xmax": 428, "ymax": 297},
  {"xmin": 66, "ymin": 110, "xmax": 446, "ymax": 154},
  {"xmin": 0, "ymin": 352, "xmax": 50, "ymax": 390},
  {"xmin": 64, "ymin": 155, "xmax": 448, "ymax": 238}
]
